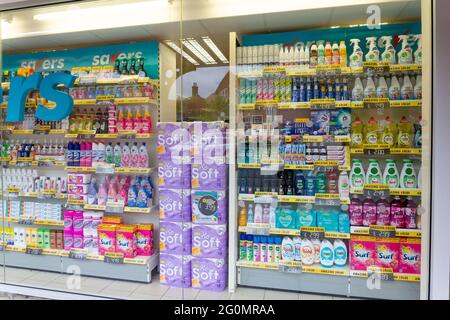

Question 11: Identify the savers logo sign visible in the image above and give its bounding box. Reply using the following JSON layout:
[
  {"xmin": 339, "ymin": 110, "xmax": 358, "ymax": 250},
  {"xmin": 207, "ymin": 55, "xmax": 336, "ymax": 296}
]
[{"xmin": 1, "ymin": 72, "xmax": 76, "ymax": 122}]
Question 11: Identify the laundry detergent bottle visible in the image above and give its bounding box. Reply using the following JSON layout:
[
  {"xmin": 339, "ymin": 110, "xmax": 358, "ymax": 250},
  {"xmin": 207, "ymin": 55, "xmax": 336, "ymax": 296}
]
[
  {"xmin": 320, "ymin": 240, "xmax": 334, "ymax": 268},
  {"xmin": 350, "ymin": 159, "xmax": 365, "ymax": 188},
  {"xmin": 400, "ymin": 159, "xmax": 417, "ymax": 189},
  {"xmin": 366, "ymin": 159, "xmax": 382, "ymax": 184},
  {"xmin": 333, "ymin": 240, "xmax": 348, "ymax": 267},
  {"xmin": 383, "ymin": 159, "xmax": 400, "ymax": 188}
]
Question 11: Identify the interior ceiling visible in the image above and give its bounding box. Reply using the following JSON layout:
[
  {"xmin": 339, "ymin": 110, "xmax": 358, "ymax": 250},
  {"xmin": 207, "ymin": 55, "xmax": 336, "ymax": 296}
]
[{"xmin": 1, "ymin": 0, "xmax": 420, "ymax": 67}]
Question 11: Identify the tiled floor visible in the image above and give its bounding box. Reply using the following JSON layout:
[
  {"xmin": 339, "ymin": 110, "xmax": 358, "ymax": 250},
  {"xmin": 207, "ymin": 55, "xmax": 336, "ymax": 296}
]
[{"xmin": 0, "ymin": 268, "xmax": 354, "ymax": 300}]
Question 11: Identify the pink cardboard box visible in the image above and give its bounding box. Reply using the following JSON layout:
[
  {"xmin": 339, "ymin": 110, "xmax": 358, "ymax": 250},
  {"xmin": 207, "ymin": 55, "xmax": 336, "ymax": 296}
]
[
  {"xmin": 349, "ymin": 236, "xmax": 376, "ymax": 271},
  {"xmin": 398, "ymin": 238, "xmax": 421, "ymax": 274},
  {"xmin": 374, "ymin": 238, "xmax": 400, "ymax": 272}
]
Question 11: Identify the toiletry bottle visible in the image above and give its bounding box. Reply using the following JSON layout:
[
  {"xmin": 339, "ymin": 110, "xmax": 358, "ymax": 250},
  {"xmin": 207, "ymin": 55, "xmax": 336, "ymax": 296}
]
[
  {"xmin": 351, "ymin": 117, "xmax": 364, "ymax": 148},
  {"xmin": 377, "ymin": 75, "xmax": 388, "ymax": 98},
  {"xmin": 350, "ymin": 159, "xmax": 365, "ymax": 188},
  {"xmin": 310, "ymin": 43, "xmax": 318, "ymax": 67},
  {"xmin": 376, "ymin": 195, "xmax": 391, "ymax": 226},
  {"xmin": 364, "ymin": 75, "xmax": 376, "ymax": 98},
  {"xmin": 325, "ymin": 42, "xmax": 333, "ymax": 65},
  {"xmin": 414, "ymin": 75, "xmax": 422, "ymax": 100},
  {"xmin": 362, "ymin": 196, "xmax": 377, "ymax": 226},
  {"xmin": 317, "ymin": 42, "xmax": 325, "ymax": 65},
  {"xmin": 352, "ymin": 77, "xmax": 364, "ymax": 101},
  {"xmin": 400, "ymin": 159, "xmax": 417, "ymax": 189},
  {"xmin": 381, "ymin": 116, "xmax": 396, "ymax": 148}
]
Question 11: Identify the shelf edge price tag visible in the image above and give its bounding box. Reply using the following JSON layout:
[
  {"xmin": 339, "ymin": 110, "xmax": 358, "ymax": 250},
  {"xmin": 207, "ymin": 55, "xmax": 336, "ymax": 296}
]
[
  {"xmin": 26, "ymin": 245, "xmax": 43, "ymax": 255},
  {"xmin": 367, "ymin": 266, "xmax": 394, "ymax": 281},
  {"xmin": 104, "ymin": 251, "xmax": 124, "ymax": 264},
  {"xmin": 278, "ymin": 261, "xmax": 302, "ymax": 274},
  {"xmin": 68, "ymin": 248, "xmax": 87, "ymax": 260},
  {"xmin": 369, "ymin": 225, "xmax": 397, "ymax": 238},
  {"xmin": 300, "ymin": 226, "xmax": 325, "ymax": 240}
]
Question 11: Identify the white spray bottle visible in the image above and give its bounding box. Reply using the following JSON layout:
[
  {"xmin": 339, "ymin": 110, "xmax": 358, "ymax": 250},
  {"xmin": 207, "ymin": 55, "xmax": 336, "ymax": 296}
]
[
  {"xmin": 349, "ymin": 39, "xmax": 363, "ymax": 68},
  {"xmin": 414, "ymin": 34, "xmax": 422, "ymax": 65},
  {"xmin": 398, "ymin": 35, "xmax": 413, "ymax": 65},
  {"xmin": 365, "ymin": 37, "xmax": 380, "ymax": 62},
  {"xmin": 381, "ymin": 36, "xmax": 396, "ymax": 64}
]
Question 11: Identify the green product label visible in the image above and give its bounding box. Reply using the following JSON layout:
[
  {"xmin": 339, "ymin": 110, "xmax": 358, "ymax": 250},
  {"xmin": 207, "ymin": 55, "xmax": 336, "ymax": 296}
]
[
  {"xmin": 382, "ymin": 133, "xmax": 394, "ymax": 146},
  {"xmin": 240, "ymin": 242, "xmax": 247, "ymax": 261},
  {"xmin": 247, "ymin": 244, "xmax": 254, "ymax": 261}
]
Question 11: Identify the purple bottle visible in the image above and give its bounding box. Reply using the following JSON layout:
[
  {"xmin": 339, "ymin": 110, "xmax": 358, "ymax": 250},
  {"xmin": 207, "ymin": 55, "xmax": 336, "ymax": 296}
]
[
  {"xmin": 362, "ymin": 197, "xmax": 377, "ymax": 227},
  {"xmin": 73, "ymin": 141, "xmax": 80, "ymax": 167},
  {"xmin": 390, "ymin": 196, "xmax": 405, "ymax": 228},
  {"xmin": 376, "ymin": 195, "xmax": 391, "ymax": 226},
  {"xmin": 67, "ymin": 141, "xmax": 74, "ymax": 166},
  {"xmin": 404, "ymin": 197, "xmax": 417, "ymax": 229},
  {"xmin": 349, "ymin": 195, "xmax": 363, "ymax": 226}
]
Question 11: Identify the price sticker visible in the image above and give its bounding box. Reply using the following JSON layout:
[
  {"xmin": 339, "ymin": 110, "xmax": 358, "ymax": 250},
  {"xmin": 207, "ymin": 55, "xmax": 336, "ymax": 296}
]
[
  {"xmin": 300, "ymin": 227, "xmax": 325, "ymax": 241},
  {"xmin": 367, "ymin": 266, "xmax": 394, "ymax": 281},
  {"xmin": 104, "ymin": 252, "xmax": 124, "ymax": 264},
  {"xmin": 69, "ymin": 248, "xmax": 87, "ymax": 260},
  {"xmin": 369, "ymin": 225, "xmax": 397, "ymax": 238},
  {"xmin": 26, "ymin": 246, "xmax": 43, "ymax": 255}
]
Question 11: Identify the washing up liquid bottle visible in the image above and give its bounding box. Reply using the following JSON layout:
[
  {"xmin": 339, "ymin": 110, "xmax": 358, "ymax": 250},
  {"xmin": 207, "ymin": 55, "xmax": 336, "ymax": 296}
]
[
  {"xmin": 351, "ymin": 117, "xmax": 364, "ymax": 148},
  {"xmin": 317, "ymin": 42, "xmax": 325, "ymax": 65},
  {"xmin": 352, "ymin": 77, "xmax": 364, "ymax": 101},
  {"xmin": 381, "ymin": 36, "xmax": 396, "ymax": 64},
  {"xmin": 365, "ymin": 37, "xmax": 380, "ymax": 62},
  {"xmin": 401, "ymin": 74, "xmax": 413, "ymax": 100},
  {"xmin": 376, "ymin": 75, "xmax": 388, "ymax": 98},
  {"xmin": 414, "ymin": 75, "xmax": 422, "ymax": 99},
  {"xmin": 339, "ymin": 40, "xmax": 347, "ymax": 67},
  {"xmin": 366, "ymin": 159, "xmax": 382, "ymax": 184},
  {"xmin": 398, "ymin": 35, "xmax": 413, "ymax": 65},
  {"xmin": 414, "ymin": 34, "xmax": 422, "ymax": 65},
  {"xmin": 397, "ymin": 116, "xmax": 412, "ymax": 148},
  {"xmin": 117, "ymin": 108, "xmax": 126, "ymax": 131},
  {"xmin": 364, "ymin": 75, "xmax": 376, "ymax": 98},
  {"xmin": 125, "ymin": 109, "xmax": 135, "ymax": 130},
  {"xmin": 400, "ymin": 159, "xmax": 417, "ymax": 189},
  {"xmin": 349, "ymin": 39, "xmax": 363, "ymax": 68},
  {"xmin": 389, "ymin": 75, "xmax": 401, "ymax": 100},
  {"xmin": 365, "ymin": 116, "xmax": 379, "ymax": 145},
  {"xmin": 134, "ymin": 109, "xmax": 143, "ymax": 133},
  {"xmin": 381, "ymin": 116, "xmax": 396, "ymax": 147},
  {"xmin": 350, "ymin": 159, "xmax": 365, "ymax": 188}
]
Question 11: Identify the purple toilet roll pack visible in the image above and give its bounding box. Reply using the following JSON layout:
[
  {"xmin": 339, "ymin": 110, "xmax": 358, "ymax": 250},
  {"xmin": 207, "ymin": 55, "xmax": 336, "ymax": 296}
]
[
  {"xmin": 160, "ymin": 253, "xmax": 192, "ymax": 288},
  {"xmin": 157, "ymin": 122, "xmax": 191, "ymax": 162},
  {"xmin": 191, "ymin": 160, "xmax": 227, "ymax": 191},
  {"xmin": 191, "ymin": 190, "xmax": 227, "ymax": 224},
  {"xmin": 191, "ymin": 257, "xmax": 227, "ymax": 291},
  {"xmin": 158, "ymin": 159, "xmax": 191, "ymax": 189},
  {"xmin": 159, "ymin": 188, "xmax": 191, "ymax": 222},
  {"xmin": 192, "ymin": 224, "xmax": 227, "ymax": 258},
  {"xmin": 159, "ymin": 221, "xmax": 192, "ymax": 255},
  {"xmin": 189, "ymin": 121, "xmax": 228, "ymax": 162}
]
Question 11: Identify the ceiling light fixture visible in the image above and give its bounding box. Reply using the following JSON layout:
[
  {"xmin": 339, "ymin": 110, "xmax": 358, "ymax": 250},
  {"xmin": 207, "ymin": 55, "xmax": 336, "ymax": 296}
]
[
  {"xmin": 165, "ymin": 40, "xmax": 199, "ymax": 66},
  {"xmin": 202, "ymin": 36, "xmax": 229, "ymax": 63},
  {"xmin": 182, "ymin": 38, "xmax": 217, "ymax": 65}
]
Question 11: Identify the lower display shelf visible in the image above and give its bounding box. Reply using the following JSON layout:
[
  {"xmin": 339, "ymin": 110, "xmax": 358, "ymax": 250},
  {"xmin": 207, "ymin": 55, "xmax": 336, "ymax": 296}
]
[
  {"xmin": 237, "ymin": 266, "xmax": 420, "ymax": 299},
  {"xmin": 237, "ymin": 260, "xmax": 420, "ymax": 282},
  {"xmin": 238, "ymin": 226, "xmax": 351, "ymax": 239},
  {"xmin": 0, "ymin": 247, "xmax": 158, "ymax": 283}
]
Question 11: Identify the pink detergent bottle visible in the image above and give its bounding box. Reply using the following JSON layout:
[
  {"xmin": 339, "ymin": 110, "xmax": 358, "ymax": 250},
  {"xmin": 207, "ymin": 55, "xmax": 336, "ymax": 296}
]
[
  {"xmin": 80, "ymin": 141, "xmax": 86, "ymax": 167},
  {"xmin": 390, "ymin": 196, "xmax": 405, "ymax": 228},
  {"xmin": 404, "ymin": 196, "xmax": 417, "ymax": 229},
  {"xmin": 118, "ymin": 184, "xmax": 128, "ymax": 206},
  {"xmin": 349, "ymin": 195, "xmax": 363, "ymax": 226},
  {"xmin": 97, "ymin": 181, "xmax": 108, "ymax": 206},
  {"xmin": 85, "ymin": 141, "xmax": 92, "ymax": 167},
  {"xmin": 362, "ymin": 197, "xmax": 377, "ymax": 226},
  {"xmin": 139, "ymin": 142, "xmax": 149, "ymax": 168},
  {"xmin": 142, "ymin": 111, "xmax": 152, "ymax": 133},
  {"xmin": 376, "ymin": 195, "xmax": 391, "ymax": 226}
]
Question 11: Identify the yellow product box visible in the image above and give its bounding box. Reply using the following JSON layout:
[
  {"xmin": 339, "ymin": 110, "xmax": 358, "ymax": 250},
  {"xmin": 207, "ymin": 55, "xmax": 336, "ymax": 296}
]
[{"xmin": 102, "ymin": 216, "xmax": 123, "ymax": 225}]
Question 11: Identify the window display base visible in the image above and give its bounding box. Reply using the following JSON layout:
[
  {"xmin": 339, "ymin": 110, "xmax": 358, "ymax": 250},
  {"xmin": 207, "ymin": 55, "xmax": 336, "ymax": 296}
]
[
  {"xmin": 237, "ymin": 267, "xmax": 420, "ymax": 300},
  {"xmin": 1, "ymin": 251, "xmax": 159, "ymax": 283}
]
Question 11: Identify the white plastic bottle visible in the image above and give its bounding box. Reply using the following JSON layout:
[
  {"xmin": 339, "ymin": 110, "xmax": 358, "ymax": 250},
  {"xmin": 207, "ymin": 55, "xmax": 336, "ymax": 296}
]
[
  {"xmin": 381, "ymin": 36, "xmax": 396, "ymax": 64},
  {"xmin": 320, "ymin": 240, "xmax": 335, "ymax": 268},
  {"xmin": 364, "ymin": 75, "xmax": 376, "ymax": 98},
  {"xmin": 317, "ymin": 42, "xmax": 325, "ymax": 65},
  {"xmin": 338, "ymin": 171, "xmax": 350, "ymax": 199},
  {"xmin": 254, "ymin": 203, "xmax": 263, "ymax": 224},
  {"xmin": 383, "ymin": 160, "xmax": 400, "ymax": 188},
  {"xmin": 389, "ymin": 75, "xmax": 401, "ymax": 100},
  {"xmin": 300, "ymin": 239, "xmax": 315, "ymax": 266},
  {"xmin": 414, "ymin": 75, "xmax": 422, "ymax": 100},
  {"xmin": 121, "ymin": 142, "xmax": 131, "ymax": 168},
  {"xmin": 293, "ymin": 236, "xmax": 302, "ymax": 262},
  {"xmin": 352, "ymin": 77, "xmax": 364, "ymax": 101},
  {"xmin": 312, "ymin": 239, "xmax": 321, "ymax": 263},
  {"xmin": 350, "ymin": 159, "xmax": 365, "ymax": 188},
  {"xmin": 398, "ymin": 35, "xmax": 413, "ymax": 65},
  {"xmin": 281, "ymin": 236, "xmax": 294, "ymax": 261},
  {"xmin": 401, "ymin": 74, "xmax": 414, "ymax": 100},
  {"xmin": 113, "ymin": 142, "xmax": 122, "ymax": 168},
  {"xmin": 400, "ymin": 160, "xmax": 417, "ymax": 189},
  {"xmin": 366, "ymin": 159, "xmax": 382, "ymax": 184},
  {"xmin": 414, "ymin": 34, "xmax": 422, "ymax": 65},
  {"xmin": 365, "ymin": 37, "xmax": 380, "ymax": 62},
  {"xmin": 349, "ymin": 39, "xmax": 363, "ymax": 68},
  {"xmin": 138, "ymin": 142, "xmax": 149, "ymax": 168},
  {"xmin": 377, "ymin": 76, "xmax": 388, "ymax": 98},
  {"xmin": 333, "ymin": 240, "xmax": 348, "ymax": 267}
]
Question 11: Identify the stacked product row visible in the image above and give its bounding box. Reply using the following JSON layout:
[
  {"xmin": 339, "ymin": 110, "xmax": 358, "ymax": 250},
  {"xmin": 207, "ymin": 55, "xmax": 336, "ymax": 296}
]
[
  {"xmin": 1, "ymin": 200, "xmax": 62, "ymax": 221},
  {"xmin": 2, "ymin": 169, "xmax": 67, "ymax": 197},
  {"xmin": 0, "ymin": 227, "xmax": 64, "ymax": 249},
  {"xmin": 158, "ymin": 121, "xmax": 228, "ymax": 291}
]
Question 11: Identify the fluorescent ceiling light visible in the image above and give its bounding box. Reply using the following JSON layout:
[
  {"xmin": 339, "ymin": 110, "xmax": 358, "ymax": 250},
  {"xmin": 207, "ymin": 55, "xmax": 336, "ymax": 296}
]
[
  {"xmin": 202, "ymin": 36, "xmax": 229, "ymax": 64},
  {"xmin": 165, "ymin": 40, "xmax": 199, "ymax": 66},
  {"xmin": 330, "ymin": 26, "xmax": 341, "ymax": 29},
  {"xmin": 182, "ymin": 38, "xmax": 217, "ymax": 65}
]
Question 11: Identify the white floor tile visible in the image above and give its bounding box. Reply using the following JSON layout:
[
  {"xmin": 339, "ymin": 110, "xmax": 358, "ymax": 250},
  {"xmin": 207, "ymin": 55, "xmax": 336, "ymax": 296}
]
[
  {"xmin": 299, "ymin": 293, "xmax": 333, "ymax": 300},
  {"xmin": 230, "ymin": 287, "xmax": 265, "ymax": 300},
  {"xmin": 26, "ymin": 271, "xmax": 61, "ymax": 283},
  {"xmin": 264, "ymin": 290, "xmax": 299, "ymax": 300},
  {"xmin": 162, "ymin": 287, "xmax": 200, "ymax": 300},
  {"xmin": 196, "ymin": 290, "xmax": 231, "ymax": 300},
  {"xmin": 132, "ymin": 282, "xmax": 169, "ymax": 297},
  {"xmin": 127, "ymin": 293, "xmax": 161, "ymax": 300},
  {"xmin": 102, "ymin": 280, "xmax": 140, "ymax": 293}
]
